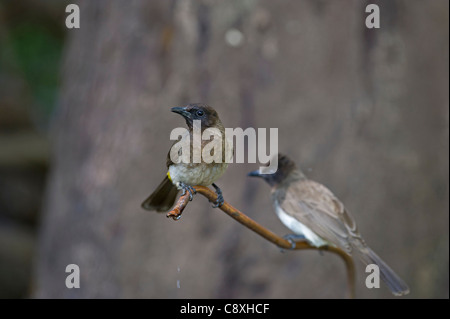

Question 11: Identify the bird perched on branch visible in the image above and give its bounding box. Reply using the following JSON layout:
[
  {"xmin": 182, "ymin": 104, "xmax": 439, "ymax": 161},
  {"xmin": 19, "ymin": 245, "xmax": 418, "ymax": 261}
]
[
  {"xmin": 142, "ymin": 103, "xmax": 232, "ymax": 212},
  {"xmin": 248, "ymin": 153, "xmax": 409, "ymax": 296}
]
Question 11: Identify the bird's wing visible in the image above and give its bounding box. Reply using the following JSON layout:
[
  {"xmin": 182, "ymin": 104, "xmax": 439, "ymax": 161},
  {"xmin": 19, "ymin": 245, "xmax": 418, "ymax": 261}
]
[
  {"xmin": 166, "ymin": 140, "xmax": 176, "ymax": 168},
  {"xmin": 277, "ymin": 179, "xmax": 361, "ymax": 254}
]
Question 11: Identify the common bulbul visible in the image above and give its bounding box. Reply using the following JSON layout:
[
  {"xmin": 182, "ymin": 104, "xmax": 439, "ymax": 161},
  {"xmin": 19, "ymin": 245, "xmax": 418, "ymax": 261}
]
[
  {"xmin": 142, "ymin": 103, "xmax": 231, "ymax": 212},
  {"xmin": 249, "ymin": 153, "xmax": 409, "ymax": 296}
]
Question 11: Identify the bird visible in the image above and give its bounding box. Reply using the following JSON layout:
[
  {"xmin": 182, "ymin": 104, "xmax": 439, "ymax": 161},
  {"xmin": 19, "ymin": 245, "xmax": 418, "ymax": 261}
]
[
  {"xmin": 248, "ymin": 153, "xmax": 410, "ymax": 296},
  {"xmin": 142, "ymin": 103, "xmax": 232, "ymax": 212}
]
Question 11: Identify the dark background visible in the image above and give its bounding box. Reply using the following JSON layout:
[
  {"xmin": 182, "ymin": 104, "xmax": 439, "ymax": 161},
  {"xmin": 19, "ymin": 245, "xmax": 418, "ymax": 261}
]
[{"xmin": 0, "ymin": 0, "xmax": 448, "ymax": 298}]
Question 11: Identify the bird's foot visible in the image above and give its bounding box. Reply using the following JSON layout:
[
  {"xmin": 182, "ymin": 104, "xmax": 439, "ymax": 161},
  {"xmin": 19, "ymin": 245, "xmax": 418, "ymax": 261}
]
[
  {"xmin": 179, "ymin": 182, "xmax": 196, "ymax": 201},
  {"xmin": 280, "ymin": 234, "xmax": 306, "ymax": 252},
  {"xmin": 211, "ymin": 183, "xmax": 224, "ymax": 208}
]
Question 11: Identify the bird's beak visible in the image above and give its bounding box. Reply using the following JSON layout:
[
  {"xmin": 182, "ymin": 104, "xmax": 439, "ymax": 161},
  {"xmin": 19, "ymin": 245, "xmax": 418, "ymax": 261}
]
[
  {"xmin": 247, "ymin": 170, "xmax": 262, "ymax": 178},
  {"xmin": 171, "ymin": 106, "xmax": 191, "ymax": 119}
]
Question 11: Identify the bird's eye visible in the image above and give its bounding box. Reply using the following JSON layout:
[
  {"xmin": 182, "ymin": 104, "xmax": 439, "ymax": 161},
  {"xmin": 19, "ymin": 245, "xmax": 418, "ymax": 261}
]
[{"xmin": 196, "ymin": 110, "xmax": 204, "ymax": 117}]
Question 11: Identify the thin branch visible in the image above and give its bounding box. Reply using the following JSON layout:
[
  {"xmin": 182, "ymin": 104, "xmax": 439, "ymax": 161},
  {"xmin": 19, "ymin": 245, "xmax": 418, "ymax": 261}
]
[{"xmin": 166, "ymin": 185, "xmax": 356, "ymax": 298}]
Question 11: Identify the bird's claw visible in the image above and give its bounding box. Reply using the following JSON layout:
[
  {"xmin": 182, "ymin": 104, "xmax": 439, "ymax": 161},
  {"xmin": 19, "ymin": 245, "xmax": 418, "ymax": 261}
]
[
  {"xmin": 180, "ymin": 183, "xmax": 196, "ymax": 201},
  {"xmin": 211, "ymin": 183, "xmax": 224, "ymax": 208},
  {"xmin": 212, "ymin": 195, "xmax": 224, "ymax": 208}
]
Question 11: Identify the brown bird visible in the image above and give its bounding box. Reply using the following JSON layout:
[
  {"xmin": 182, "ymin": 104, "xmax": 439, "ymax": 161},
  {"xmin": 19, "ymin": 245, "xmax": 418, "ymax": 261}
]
[
  {"xmin": 248, "ymin": 153, "xmax": 409, "ymax": 296},
  {"xmin": 142, "ymin": 103, "xmax": 232, "ymax": 212}
]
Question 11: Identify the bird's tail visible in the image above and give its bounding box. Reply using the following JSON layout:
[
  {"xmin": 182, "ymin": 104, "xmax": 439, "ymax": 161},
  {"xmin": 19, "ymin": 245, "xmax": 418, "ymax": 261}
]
[
  {"xmin": 141, "ymin": 176, "xmax": 179, "ymax": 212},
  {"xmin": 358, "ymin": 246, "xmax": 410, "ymax": 296}
]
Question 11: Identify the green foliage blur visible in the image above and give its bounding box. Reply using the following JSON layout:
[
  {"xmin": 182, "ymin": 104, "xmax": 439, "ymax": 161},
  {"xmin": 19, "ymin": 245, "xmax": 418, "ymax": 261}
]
[
  {"xmin": 0, "ymin": 0, "xmax": 67, "ymax": 130},
  {"xmin": 8, "ymin": 23, "xmax": 62, "ymax": 118}
]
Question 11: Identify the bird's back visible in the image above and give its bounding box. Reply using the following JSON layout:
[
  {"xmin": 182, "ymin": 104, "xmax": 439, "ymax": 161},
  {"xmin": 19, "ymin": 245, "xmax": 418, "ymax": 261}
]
[{"xmin": 272, "ymin": 175, "xmax": 362, "ymax": 254}]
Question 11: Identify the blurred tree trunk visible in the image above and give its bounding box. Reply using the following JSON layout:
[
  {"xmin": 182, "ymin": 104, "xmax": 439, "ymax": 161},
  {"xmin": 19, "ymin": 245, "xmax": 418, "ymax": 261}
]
[
  {"xmin": 35, "ymin": 0, "xmax": 448, "ymax": 298},
  {"xmin": 34, "ymin": 1, "xmax": 178, "ymax": 298}
]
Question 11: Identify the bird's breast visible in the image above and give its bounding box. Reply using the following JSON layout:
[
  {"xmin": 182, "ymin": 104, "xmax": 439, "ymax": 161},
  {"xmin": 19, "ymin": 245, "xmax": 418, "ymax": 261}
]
[{"xmin": 169, "ymin": 162, "xmax": 228, "ymax": 187}]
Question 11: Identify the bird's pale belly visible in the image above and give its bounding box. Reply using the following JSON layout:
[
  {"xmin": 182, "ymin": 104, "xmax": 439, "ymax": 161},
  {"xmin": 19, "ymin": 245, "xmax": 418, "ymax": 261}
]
[
  {"xmin": 274, "ymin": 202, "xmax": 328, "ymax": 247},
  {"xmin": 169, "ymin": 162, "xmax": 228, "ymax": 187}
]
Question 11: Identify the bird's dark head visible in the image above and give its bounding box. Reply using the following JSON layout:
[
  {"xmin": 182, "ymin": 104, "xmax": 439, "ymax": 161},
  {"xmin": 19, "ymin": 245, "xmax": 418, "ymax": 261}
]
[
  {"xmin": 171, "ymin": 103, "xmax": 221, "ymax": 130},
  {"xmin": 248, "ymin": 153, "xmax": 298, "ymax": 187}
]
